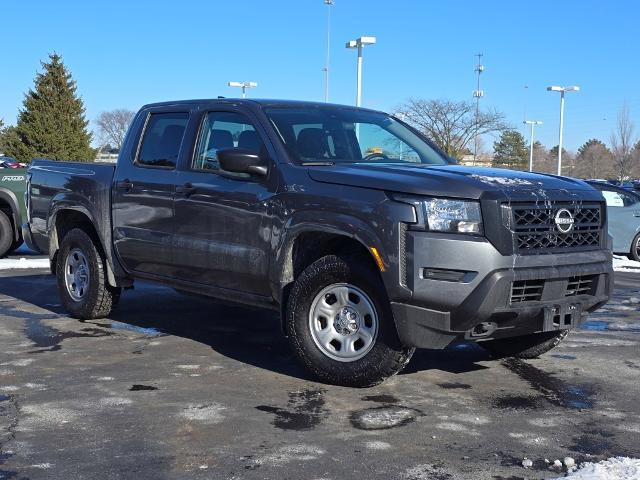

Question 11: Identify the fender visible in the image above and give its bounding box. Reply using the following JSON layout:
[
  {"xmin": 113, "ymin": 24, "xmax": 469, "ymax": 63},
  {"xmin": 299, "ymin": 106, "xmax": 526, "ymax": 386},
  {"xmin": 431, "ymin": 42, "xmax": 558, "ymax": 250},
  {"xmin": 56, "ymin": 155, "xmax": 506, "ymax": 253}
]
[
  {"xmin": 271, "ymin": 209, "xmax": 391, "ymax": 301},
  {"xmin": 47, "ymin": 193, "xmax": 124, "ymax": 287},
  {"xmin": 0, "ymin": 187, "xmax": 22, "ymax": 242}
]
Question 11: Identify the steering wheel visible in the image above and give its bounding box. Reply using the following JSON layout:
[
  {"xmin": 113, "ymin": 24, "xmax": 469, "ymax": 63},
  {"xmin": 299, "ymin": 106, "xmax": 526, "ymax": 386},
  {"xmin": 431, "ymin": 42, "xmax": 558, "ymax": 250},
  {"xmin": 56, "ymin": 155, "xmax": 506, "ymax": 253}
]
[{"xmin": 362, "ymin": 152, "xmax": 390, "ymax": 162}]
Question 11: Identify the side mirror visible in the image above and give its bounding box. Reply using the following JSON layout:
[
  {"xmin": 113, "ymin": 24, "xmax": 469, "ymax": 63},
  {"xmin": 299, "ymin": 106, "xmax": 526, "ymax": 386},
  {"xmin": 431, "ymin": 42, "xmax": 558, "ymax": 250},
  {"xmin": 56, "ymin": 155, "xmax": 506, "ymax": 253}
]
[{"xmin": 217, "ymin": 148, "xmax": 268, "ymax": 176}]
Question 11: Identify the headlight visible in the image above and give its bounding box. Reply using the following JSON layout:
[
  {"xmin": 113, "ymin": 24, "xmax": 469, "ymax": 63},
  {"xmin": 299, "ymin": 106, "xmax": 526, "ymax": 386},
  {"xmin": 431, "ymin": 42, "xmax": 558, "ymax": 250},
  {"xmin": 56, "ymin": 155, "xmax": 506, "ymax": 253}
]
[{"xmin": 424, "ymin": 198, "xmax": 482, "ymax": 234}]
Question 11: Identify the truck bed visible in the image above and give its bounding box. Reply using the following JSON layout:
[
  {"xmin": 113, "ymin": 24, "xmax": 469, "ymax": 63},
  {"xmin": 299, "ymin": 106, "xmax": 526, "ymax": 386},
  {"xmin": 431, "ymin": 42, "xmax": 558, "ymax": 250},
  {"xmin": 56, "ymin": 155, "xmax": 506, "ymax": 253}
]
[{"xmin": 26, "ymin": 159, "xmax": 115, "ymax": 255}]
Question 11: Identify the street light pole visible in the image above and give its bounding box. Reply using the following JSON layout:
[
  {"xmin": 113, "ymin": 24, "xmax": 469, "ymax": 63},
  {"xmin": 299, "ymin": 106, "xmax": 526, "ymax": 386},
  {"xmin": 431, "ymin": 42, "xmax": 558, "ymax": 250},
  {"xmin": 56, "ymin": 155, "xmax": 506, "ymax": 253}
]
[
  {"xmin": 323, "ymin": 0, "xmax": 334, "ymax": 102},
  {"xmin": 523, "ymin": 120, "xmax": 542, "ymax": 172},
  {"xmin": 547, "ymin": 85, "xmax": 579, "ymax": 176},
  {"xmin": 346, "ymin": 36, "xmax": 376, "ymax": 107},
  {"xmin": 228, "ymin": 81, "xmax": 258, "ymax": 98}
]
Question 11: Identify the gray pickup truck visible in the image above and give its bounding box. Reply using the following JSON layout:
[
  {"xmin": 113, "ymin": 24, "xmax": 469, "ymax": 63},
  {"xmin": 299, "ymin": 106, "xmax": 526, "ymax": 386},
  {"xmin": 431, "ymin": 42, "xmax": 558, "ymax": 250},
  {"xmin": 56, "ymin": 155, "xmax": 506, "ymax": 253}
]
[{"xmin": 24, "ymin": 99, "xmax": 613, "ymax": 386}]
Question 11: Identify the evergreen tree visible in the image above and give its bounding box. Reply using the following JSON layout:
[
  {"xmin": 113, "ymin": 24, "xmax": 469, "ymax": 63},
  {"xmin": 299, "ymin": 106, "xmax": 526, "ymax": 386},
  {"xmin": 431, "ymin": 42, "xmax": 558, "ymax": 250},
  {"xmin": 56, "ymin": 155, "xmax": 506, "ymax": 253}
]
[
  {"xmin": 492, "ymin": 130, "xmax": 528, "ymax": 170},
  {"xmin": 5, "ymin": 53, "xmax": 95, "ymax": 162}
]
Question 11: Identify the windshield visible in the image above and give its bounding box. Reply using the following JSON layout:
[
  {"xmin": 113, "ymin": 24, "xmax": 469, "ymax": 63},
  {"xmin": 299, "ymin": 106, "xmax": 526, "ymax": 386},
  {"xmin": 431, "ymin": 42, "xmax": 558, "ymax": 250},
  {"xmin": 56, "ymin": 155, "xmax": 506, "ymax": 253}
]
[{"xmin": 265, "ymin": 106, "xmax": 448, "ymax": 165}]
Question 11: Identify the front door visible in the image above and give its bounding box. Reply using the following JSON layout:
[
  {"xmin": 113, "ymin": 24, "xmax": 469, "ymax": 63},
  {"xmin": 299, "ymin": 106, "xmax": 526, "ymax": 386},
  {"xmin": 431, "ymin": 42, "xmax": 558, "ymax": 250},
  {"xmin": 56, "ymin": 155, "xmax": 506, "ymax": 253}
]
[
  {"xmin": 112, "ymin": 110, "xmax": 190, "ymax": 277},
  {"xmin": 172, "ymin": 109, "xmax": 276, "ymax": 296}
]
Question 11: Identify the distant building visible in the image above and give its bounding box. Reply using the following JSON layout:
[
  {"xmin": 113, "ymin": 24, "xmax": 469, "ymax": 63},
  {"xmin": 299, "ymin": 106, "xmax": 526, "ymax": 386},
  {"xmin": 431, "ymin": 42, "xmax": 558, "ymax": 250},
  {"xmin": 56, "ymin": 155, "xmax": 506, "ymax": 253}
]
[
  {"xmin": 459, "ymin": 154, "xmax": 493, "ymax": 168},
  {"xmin": 95, "ymin": 151, "xmax": 118, "ymax": 163}
]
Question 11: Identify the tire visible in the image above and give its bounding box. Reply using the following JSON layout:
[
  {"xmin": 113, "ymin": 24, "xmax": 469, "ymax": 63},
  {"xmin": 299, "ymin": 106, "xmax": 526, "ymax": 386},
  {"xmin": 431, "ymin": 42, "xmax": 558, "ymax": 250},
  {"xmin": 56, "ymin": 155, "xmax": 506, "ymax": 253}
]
[
  {"xmin": 0, "ymin": 210, "xmax": 13, "ymax": 258},
  {"xmin": 285, "ymin": 254, "xmax": 415, "ymax": 387},
  {"xmin": 56, "ymin": 228, "xmax": 121, "ymax": 319},
  {"xmin": 629, "ymin": 232, "xmax": 640, "ymax": 262},
  {"xmin": 481, "ymin": 330, "xmax": 570, "ymax": 359}
]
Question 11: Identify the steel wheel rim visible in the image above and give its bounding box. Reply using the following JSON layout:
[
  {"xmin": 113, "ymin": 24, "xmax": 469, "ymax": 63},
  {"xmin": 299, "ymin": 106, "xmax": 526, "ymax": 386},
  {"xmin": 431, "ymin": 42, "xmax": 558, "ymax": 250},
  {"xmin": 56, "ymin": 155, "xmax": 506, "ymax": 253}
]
[
  {"xmin": 64, "ymin": 248, "xmax": 90, "ymax": 302},
  {"xmin": 308, "ymin": 283, "xmax": 379, "ymax": 362},
  {"xmin": 636, "ymin": 236, "xmax": 640, "ymax": 259}
]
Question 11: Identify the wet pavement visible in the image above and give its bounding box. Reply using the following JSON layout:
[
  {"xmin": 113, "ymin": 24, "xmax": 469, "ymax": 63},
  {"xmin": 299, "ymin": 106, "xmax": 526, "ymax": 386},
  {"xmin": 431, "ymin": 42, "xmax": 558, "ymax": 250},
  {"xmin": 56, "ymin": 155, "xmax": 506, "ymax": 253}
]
[{"xmin": 0, "ymin": 267, "xmax": 639, "ymax": 479}]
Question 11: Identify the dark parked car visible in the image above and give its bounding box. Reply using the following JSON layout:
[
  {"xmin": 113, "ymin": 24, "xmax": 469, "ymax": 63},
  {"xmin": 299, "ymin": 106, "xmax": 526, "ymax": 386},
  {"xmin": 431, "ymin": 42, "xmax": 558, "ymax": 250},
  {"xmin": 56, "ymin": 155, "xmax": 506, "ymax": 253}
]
[
  {"xmin": 24, "ymin": 99, "xmax": 613, "ymax": 386},
  {"xmin": 587, "ymin": 180, "xmax": 640, "ymax": 261},
  {"xmin": 0, "ymin": 156, "xmax": 21, "ymax": 169}
]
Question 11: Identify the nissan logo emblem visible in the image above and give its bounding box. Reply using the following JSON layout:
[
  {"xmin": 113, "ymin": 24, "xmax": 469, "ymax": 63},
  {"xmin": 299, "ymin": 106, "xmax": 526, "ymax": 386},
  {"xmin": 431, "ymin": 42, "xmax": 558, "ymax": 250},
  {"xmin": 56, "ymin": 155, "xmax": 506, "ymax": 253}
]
[{"xmin": 555, "ymin": 208, "xmax": 575, "ymax": 234}]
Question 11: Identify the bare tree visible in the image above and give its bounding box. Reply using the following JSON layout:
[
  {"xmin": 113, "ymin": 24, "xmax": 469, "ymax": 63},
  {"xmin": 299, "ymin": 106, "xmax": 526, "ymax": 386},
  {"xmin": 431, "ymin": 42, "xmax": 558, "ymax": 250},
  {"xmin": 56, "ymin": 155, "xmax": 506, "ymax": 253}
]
[
  {"xmin": 395, "ymin": 98, "xmax": 508, "ymax": 158},
  {"xmin": 573, "ymin": 139, "xmax": 614, "ymax": 179},
  {"xmin": 610, "ymin": 104, "xmax": 636, "ymax": 181},
  {"xmin": 96, "ymin": 109, "xmax": 135, "ymax": 151}
]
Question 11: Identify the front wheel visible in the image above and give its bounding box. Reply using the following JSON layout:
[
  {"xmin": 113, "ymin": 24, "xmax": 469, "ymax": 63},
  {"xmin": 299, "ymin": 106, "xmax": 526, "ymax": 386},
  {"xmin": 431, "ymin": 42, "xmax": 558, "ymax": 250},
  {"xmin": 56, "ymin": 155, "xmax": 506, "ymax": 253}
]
[
  {"xmin": 56, "ymin": 228, "xmax": 121, "ymax": 319},
  {"xmin": 481, "ymin": 330, "xmax": 569, "ymax": 359},
  {"xmin": 285, "ymin": 254, "xmax": 414, "ymax": 387},
  {"xmin": 629, "ymin": 232, "xmax": 640, "ymax": 262}
]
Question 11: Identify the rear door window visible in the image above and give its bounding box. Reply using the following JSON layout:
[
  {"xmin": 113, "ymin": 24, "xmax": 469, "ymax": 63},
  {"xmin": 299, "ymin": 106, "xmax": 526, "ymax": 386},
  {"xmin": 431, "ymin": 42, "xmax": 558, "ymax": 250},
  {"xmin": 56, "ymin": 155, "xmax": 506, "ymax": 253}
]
[{"xmin": 137, "ymin": 112, "xmax": 189, "ymax": 168}]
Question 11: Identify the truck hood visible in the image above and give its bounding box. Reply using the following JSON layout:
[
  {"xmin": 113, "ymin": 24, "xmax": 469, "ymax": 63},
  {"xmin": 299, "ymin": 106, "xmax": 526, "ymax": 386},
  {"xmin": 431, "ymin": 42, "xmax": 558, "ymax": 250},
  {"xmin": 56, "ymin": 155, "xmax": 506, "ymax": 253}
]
[{"xmin": 307, "ymin": 164, "xmax": 600, "ymax": 201}]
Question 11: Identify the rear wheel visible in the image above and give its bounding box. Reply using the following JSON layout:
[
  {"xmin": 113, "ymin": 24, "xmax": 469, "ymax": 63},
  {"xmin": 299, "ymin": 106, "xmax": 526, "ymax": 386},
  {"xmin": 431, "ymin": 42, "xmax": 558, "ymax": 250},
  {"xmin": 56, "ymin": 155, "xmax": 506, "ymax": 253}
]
[
  {"xmin": 285, "ymin": 254, "xmax": 414, "ymax": 387},
  {"xmin": 0, "ymin": 211, "xmax": 13, "ymax": 257},
  {"xmin": 629, "ymin": 232, "xmax": 640, "ymax": 262},
  {"xmin": 56, "ymin": 228, "xmax": 121, "ymax": 319},
  {"xmin": 481, "ymin": 330, "xmax": 569, "ymax": 359}
]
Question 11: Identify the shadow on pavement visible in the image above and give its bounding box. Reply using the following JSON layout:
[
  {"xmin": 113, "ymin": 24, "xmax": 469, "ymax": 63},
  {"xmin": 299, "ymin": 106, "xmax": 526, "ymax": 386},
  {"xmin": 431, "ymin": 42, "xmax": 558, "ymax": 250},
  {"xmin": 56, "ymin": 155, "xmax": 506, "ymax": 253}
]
[{"xmin": 1, "ymin": 273, "xmax": 493, "ymax": 381}]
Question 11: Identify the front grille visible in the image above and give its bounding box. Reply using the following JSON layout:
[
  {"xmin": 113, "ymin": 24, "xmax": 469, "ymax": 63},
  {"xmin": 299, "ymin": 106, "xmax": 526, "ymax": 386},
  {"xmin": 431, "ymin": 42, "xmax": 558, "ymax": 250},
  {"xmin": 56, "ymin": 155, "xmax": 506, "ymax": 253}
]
[
  {"xmin": 507, "ymin": 202, "xmax": 602, "ymax": 253},
  {"xmin": 510, "ymin": 279, "xmax": 544, "ymax": 303},
  {"xmin": 566, "ymin": 275, "xmax": 597, "ymax": 296}
]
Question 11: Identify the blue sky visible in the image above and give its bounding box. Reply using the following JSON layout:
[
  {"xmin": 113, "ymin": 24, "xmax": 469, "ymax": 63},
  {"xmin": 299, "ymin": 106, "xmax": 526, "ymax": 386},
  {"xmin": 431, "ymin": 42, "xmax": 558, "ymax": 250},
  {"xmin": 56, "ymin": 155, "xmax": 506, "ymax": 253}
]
[{"xmin": 1, "ymin": 0, "xmax": 639, "ymax": 151}]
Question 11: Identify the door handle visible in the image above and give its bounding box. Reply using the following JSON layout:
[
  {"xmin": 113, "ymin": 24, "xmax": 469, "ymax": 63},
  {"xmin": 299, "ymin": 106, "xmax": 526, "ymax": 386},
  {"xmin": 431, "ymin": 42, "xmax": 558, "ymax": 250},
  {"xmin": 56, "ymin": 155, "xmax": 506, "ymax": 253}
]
[
  {"xmin": 176, "ymin": 182, "xmax": 197, "ymax": 196},
  {"xmin": 115, "ymin": 179, "xmax": 134, "ymax": 191},
  {"xmin": 633, "ymin": 211, "xmax": 640, "ymax": 217}
]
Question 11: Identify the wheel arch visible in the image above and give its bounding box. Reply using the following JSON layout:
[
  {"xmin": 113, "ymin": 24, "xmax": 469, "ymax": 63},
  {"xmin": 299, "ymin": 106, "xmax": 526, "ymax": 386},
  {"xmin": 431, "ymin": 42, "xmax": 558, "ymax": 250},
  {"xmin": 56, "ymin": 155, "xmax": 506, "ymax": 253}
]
[
  {"xmin": 0, "ymin": 187, "xmax": 22, "ymax": 243},
  {"xmin": 49, "ymin": 204, "xmax": 118, "ymax": 287},
  {"xmin": 275, "ymin": 213, "xmax": 392, "ymax": 333}
]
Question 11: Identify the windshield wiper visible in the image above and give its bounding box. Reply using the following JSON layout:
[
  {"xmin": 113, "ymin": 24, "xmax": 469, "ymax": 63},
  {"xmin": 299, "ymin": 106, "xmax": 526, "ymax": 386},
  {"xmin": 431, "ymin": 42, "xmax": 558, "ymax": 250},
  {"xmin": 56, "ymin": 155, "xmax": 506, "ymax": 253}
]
[{"xmin": 301, "ymin": 161, "xmax": 335, "ymax": 166}]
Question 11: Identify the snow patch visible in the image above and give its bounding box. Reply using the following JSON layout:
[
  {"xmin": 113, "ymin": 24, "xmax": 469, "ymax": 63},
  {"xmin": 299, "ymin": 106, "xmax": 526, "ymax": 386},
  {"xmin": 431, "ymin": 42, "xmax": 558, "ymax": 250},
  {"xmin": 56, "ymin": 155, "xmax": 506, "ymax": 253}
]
[
  {"xmin": 23, "ymin": 383, "xmax": 46, "ymax": 390},
  {"xmin": 19, "ymin": 403, "xmax": 79, "ymax": 429},
  {"xmin": 98, "ymin": 397, "xmax": 132, "ymax": 407},
  {"xmin": 613, "ymin": 255, "xmax": 640, "ymax": 272},
  {"xmin": 365, "ymin": 440, "xmax": 392, "ymax": 450},
  {"xmin": 0, "ymin": 257, "xmax": 50, "ymax": 270},
  {"xmin": 254, "ymin": 445, "xmax": 325, "ymax": 466},
  {"xmin": 508, "ymin": 432, "xmax": 549, "ymax": 446},
  {"xmin": 180, "ymin": 403, "xmax": 226, "ymax": 424},
  {"xmin": 2, "ymin": 358, "xmax": 35, "ymax": 367},
  {"xmin": 470, "ymin": 174, "xmax": 538, "ymax": 187},
  {"xmin": 435, "ymin": 422, "xmax": 480, "ymax": 436},
  {"xmin": 552, "ymin": 456, "xmax": 640, "ymax": 479}
]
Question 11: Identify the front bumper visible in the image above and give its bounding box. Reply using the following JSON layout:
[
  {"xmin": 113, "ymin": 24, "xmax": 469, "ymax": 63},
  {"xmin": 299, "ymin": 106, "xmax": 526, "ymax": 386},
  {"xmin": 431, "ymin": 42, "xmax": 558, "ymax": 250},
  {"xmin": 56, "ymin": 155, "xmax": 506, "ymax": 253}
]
[{"xmin": 390, "ymin": 232, "xmax": 613, "ymax": 349}]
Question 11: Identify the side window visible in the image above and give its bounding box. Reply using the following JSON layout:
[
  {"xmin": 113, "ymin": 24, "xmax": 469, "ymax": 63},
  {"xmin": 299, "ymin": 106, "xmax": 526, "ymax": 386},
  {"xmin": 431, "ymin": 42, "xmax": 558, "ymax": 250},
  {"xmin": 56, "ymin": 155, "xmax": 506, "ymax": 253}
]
[
  {"xmin": 137, "ymin": 112, "xmax": 189, "ymax": 168},
  {"xmin": 193, "ymin": 111, "xmax": 265, "ymax": 171},
  {"xmin": 355, "ymin": 123, "xmax": 421, "ymax": 163}
]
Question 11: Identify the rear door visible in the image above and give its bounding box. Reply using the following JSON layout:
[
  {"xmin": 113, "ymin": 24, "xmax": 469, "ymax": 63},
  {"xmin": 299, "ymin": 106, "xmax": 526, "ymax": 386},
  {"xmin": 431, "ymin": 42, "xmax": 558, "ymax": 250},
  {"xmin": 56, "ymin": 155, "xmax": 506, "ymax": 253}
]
[
  {"xmin": 112, "ymin": 108, "xmax": 190, "ymax": 277},
  {"xmin": 172, "ymin": 107, "xmax": 277, "ymax": 296}
]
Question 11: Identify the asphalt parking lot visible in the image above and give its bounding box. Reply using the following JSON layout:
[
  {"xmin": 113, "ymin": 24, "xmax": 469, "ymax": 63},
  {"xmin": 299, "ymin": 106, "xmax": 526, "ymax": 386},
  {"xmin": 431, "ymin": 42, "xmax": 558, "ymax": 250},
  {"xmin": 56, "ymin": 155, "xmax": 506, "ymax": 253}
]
[{"xmin": 1, "ymin": 256, "xmax": 639, "ymax": 480}]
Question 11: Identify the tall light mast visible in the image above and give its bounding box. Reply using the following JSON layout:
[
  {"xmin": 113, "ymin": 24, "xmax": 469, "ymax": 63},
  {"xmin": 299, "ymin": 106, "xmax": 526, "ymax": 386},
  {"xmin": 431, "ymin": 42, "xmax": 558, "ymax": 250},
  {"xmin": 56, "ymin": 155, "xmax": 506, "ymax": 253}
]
[
  {"xmin": 473, "ymin": 53, "xmax": 484, "ymax": 164},
  {"xmin": 322, "ymin": 0, "xmax": 334, "ymax": 102}
]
